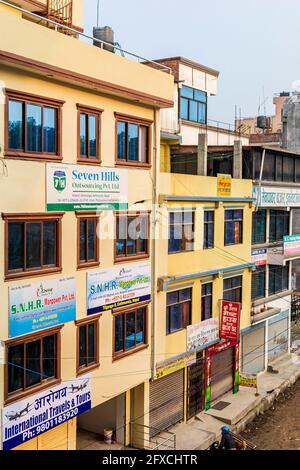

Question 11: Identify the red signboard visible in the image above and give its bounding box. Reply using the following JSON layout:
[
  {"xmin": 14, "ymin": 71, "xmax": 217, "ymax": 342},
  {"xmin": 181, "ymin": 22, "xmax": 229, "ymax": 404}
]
[{"xmin": 220, "ymin": 300, "xmax": 241, "ymax": 341}]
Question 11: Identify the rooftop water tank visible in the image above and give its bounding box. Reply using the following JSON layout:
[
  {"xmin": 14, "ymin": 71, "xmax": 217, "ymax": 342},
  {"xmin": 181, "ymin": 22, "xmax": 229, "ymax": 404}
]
[{"xmin": 93, "ymin": 26, "xmax": 115, "ymax": 53}]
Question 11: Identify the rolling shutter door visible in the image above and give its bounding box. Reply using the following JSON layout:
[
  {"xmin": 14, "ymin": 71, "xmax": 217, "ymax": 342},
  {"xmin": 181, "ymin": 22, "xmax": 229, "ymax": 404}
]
[
  {"xmin": 210, "ymin": 348, "xmax": 234, "ymax": 402},
  {"xmin": 149, "ymin": 370, "xmax": 184, "ymax": 436}
]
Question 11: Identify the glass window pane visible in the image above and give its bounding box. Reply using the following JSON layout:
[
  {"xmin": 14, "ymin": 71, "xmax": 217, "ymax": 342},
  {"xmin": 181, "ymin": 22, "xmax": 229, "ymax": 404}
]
[
  {"xmin": 43, "ymin": 335, "xmax": 55, "ymax": 379},
  {"xmin": 139, "ymin": 126, "xmax": 148, "ymax": 163},
  {"xmin": 43, "ymin": 107, "xmax": 56, "ymax": 153},
  {"xmin": 194, "ymin": 89, "xmax": 207, "ymax": 102},
  {"xmin": 252, "ymin": 209, "xmax": 266, "ymax": 244},
  {"xmin": 87, "ymin": 219, "xmax": 96, "ymax": 261},
  {"xmin": 114, "ymin": 315, "xmax": 124, "ymax": 352},
  {"xmin": 80, "ymin": 114, "xmax": 87, "ymax": 156},
  {"xmin": 79, "ymin": 325, "xmax": 86, "ymax": 366},
  {"xmin": 283, "ymin": 157, "xmax": 294, "ymax": 182},
  {"xmin": 189, "ymin": 100, "xmax": 198, "ymax": 121},
  {"xmin": 80, "ymin": 219, "xmax": 86, "ymax": 262},
  {"xmin": 26, "ymin": 223, "xmax": 41, "ymax": 269},
  {"xmin": 116, "ymin": 217, "xmax": 126, "ymax": 257},
  {"xmin": 170, "ymin": 304, "xmax": 183, "ymax": 332},
  {"xmin": 8, "ymin": 344, "xmax": 24, "ymax": 393},
  {"xmin": 136, "ymin": 308, "xmax": 145, "ymax": 345},
  {"xmin": 180, "ymin": 98, "xmax": 188, "ymax": 120},
  {"xmin": 125, "ymin": 312, "xmax": 136, "ymax": 349},
  {"xmin": 8, "ymin": 223, "xmax": 24, "ymax": 271},
  {"xmin": 117, "ymin": 122, "xmax": 126, "ymax": 159},
  {"xmin": 167, "ymin": 291, "xmax": 179, "ymax": 306},
  {"xmin": 8, "ymin": 100, "xmax": 23, "ymax": 150},
  {"xmin": 87, "ymin": 323, "xmax": 95, "ymax": 364},
  {"xmin": 179, "ymin": 288, "xmax": 192, "ymax": 302},
  {"xmin": 43, "ymin": 222, "xmax": 56, "ymax": 266},
  {"xmin": 128, "ymin": 124, "xmax": 139, "ymax": 161},
  {"xmin": 198, "ymin": 102, "xmax": 206, "ymax": 123},
  {"xmin": 26, "ymin": 340, "xmax": 41, "ymax": 387},
  {"xmin": 26, "ymin": 104, "xmax": 42, "ymax": 152},
  {"xmin": 88, "ymin": 115, "xmax": 97, "ymax": 158},
  {"xmin": 181, "ymin": 86, "xmax": 193, "ymax": 99}
]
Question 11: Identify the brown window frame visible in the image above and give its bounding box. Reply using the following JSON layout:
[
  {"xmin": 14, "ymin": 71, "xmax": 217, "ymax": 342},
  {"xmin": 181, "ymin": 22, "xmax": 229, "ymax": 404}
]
[
  {"xmin": 112, "ymin": 301, "xmax": 149, "ymax": 361},
  {"xmin": 5, "ymin": 89, "xmax": 64, "ymax": 161},
  {"xmin": 2, "ymin": 213, "xmax": 63, "ymax": 281},
  {"xmin": 77, "ymin": 104, "xmax": 103, "ymax": 164},
  {"xmin": 4, "ymin": 326, "xmax": 62, "ymax": 405},
  {"xmin": 166, "ymin": 288, "xmax": 192, "ymax": 335},
  {"xmin": 76, "ymin": 212, "xmax": 100, "ymax": 269},
  {"xmin": 115, "ymin": 112, "xmax": 152, "ymax": 168},
  {"xmin": 75, "ymin": 316, "xmax": 100, "ymax": 375},
  {"xmin": 114, "ymin": 211, "xmax": 150, "ymax": 263}
]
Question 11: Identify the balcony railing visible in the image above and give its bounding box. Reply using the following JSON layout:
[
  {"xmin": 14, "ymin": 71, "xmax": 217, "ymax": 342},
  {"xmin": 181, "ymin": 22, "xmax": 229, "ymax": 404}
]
[{"xmin": 47, "ymin": 0, "xmax": 72, "ymax": 27}]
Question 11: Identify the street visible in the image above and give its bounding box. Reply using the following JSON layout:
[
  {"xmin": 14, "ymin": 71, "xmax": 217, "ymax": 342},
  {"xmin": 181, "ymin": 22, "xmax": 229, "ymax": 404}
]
[{"xmin": 241, "ymin": 380, "xmax": 300, "ymax": 450}]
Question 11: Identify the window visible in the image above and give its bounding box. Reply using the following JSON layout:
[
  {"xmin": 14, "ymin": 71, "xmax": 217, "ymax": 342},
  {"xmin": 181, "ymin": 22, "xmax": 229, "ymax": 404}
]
[
  {"xmin": 3, "ymin": 214, "xmax": 62, "ymax": 280},
  {"xmin": 201, "ymin": 283, "xmax": 213, "ymax": 321},
  {"xmin": 251, "ymin": 266, "xmax": 266, "ymax": 301},
  {"xmin": 204, "ymin": 211, "xmax": 214, "ymax": 249},
  {"xmin": 252, "ymin": 209, "xmax": 266, "ymax": 245},
  {"xmin": 76, "ymin": 318, "xmax": 99, "ymax": 374},
  {"xmin": 77, "ymin": 214, "xmax": 99, "ymax": 268},
  {"xmin": 168, "ymin": 211, "xmax": 194, "ymax": 253},
  {"xmin": 166, "ymin": 288, "xmax": 192, "ymax": 335},
  {"xmin": 115, "ymin": 212, "xmax": 149, "ymax": 261},
  {"xmin": 116, "ymin": 114, "xmax": 151, "ymax": 165},
  {"xmin": 179, "ymin": 86, "xmax": 207, "ymax": 124},
  {"xmin": 262, "ymin": 153, "xmax": 275, "ymax": 181},
  {"xmin": 77, "ymin": 105, "xmax": 102, "ymax": 162},
  {"xmin": 269, "ymin": 210, "xmax": 289, "ymax": 243},
  {"xmin": 224, "ymin": 210, "xmax": 243, "ymax": 246},
  {"xmin": 269, "ymin": 265, "xmax": 289, "ymax": 295},
  {"xmin": 6, "ymin": 328, "xmax": 60, "ymax": 402},
  {"xmin": 223, "ymin": 276, "xmax": 242, "ymax": 303},
  {"xmin": 113, "ymin": 305, "xmax": 148, "ymax": 358},
  {"xmin": 6, "ymin": 90, "xmax": 63, "ymax": 159}
]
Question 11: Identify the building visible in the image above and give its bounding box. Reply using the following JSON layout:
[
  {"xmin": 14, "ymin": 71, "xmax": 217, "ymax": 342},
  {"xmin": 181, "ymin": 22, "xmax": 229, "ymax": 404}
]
[{"xmin": 0, "ymin": 0, "xmax": 174, "ymax": 451}]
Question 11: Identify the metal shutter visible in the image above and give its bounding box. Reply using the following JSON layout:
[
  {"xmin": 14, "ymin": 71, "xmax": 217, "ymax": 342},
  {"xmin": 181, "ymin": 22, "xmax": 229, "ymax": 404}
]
[
  {"xmin": 242, "ymin": 326, "xmax": 265, "ymax": 374},
  {"xmin": 268, "ymin": 318, "xmax": 289, "ymax": 363},
  {"xmin": 187, "ymin": 356, "xmax": 205, "ymax": 419},
  {"xmin": 210, "ymin": 348, "xmax": 234, "ymax": 402},
  {"xmin": 149, "ymin": 370, "xmax": 184, "ymax": 436}
]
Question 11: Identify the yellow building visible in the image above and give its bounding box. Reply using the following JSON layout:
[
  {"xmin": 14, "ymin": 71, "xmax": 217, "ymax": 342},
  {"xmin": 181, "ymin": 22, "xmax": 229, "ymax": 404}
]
[{"xmin": 0, "ymin": 0, "xmax": 174, "ymax": 451}]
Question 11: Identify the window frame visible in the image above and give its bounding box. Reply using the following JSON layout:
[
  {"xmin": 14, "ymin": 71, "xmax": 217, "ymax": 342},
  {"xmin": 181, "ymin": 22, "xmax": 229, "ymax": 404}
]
[
  {"xmin": 75, "ymin": 316, "xmax": 100, "ymax": 375},
  {"xmin": 224, "ymin": 209, "xmax": 243, "ymax": 246},
  {"xmin": 268, "ymin": 264, "xmax": 289, "ymax": 296},
  {"xmin": 252, "ymin": 209, "xmax": 267, "ymax": 245},
  {"xmin": 269, "ymin": 209, "xmax": 290, "ymax": 243},
  {"xmin": 179, "ymin": 85, "xmax": 207, "ymax": 125},
  {"xmin": 166, "ymin": 288, "xmax": 192, "ymax": 335},
  {"xmin": 203, "ymin": 210, "xmax": 215, "ymax": 249},
  {"xmin": 76, "ymin": 212, "xmax": 100, "ymax": 269},
  {"xmin": 251, "ymin": 265, "xmax": 266, "ymax": 301},
  {"xmin": 5, "ymin": 89, "xmax": 64, "ymax": 161},
  {"xmin": 201, "ymin": 282, "xmax": 213, "ymax": 321},
  {"xmin": 168, "ymin": 211, "xmax": 195, "ymax": 254},
  {"xmin": 115, "ymin": 113, "xmax": 152, "ymax": 167},
  {"xmin": 4, "ymin": 326, "xmax": 62, "ymax": 405},
  {"xmin": 2, "ymin": 213, "xmax": 63, "ymax": 280},
  {"xmin": 112, "ymin": 302, "xmax": 149, "ymax": 361},
  {"xmin": 77, "ymin": 104, "xmax": 103, "ymax": 164},
  {"xmin": 114, "ymin": 211, "xmax": 150, "ymax": 263},
  {"xmin": 223, "ymin": 275, "xmax": 243, "ymax": 303}
]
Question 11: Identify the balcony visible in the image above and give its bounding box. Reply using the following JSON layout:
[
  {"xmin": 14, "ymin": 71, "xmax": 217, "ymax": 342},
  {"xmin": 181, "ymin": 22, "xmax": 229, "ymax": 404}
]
[{"xmin": 267, "ymin": 240, "xmax": 300, "ymax": 266}]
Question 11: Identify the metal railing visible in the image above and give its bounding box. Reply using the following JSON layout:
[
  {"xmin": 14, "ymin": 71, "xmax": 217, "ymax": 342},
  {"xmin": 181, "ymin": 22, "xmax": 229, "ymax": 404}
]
[
  {"xmin": 47, "ymin": 0, "xmax": 72, "ymax": 27},
  {"xmin": 0, "ymin": 0, "xmax": 171, "ymax": 72},
  {"xmin": 130, "ymin": 422, "xmax": 176, "ymax": 450}
]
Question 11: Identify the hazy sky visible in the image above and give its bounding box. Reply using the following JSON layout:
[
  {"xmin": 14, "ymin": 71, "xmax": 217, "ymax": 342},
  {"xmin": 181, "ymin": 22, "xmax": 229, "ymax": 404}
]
[{"xmin": 84, "ymin": 0, "xmax": 300, "ymax": 124}]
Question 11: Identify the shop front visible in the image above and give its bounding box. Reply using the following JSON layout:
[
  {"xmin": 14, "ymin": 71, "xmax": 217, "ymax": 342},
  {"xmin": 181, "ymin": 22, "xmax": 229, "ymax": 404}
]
[
  {"xmin": 187, "ymin": 351, "xmax": 206, "ymax": 420},
  {"xmin": 205, "ymin": 340, "xmax": 239, "ymax": 410}
]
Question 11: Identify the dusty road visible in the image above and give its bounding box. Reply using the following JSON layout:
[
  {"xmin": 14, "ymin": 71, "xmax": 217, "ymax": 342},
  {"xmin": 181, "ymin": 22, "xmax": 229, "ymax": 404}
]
[{"xmin": 241, "ymin": 380, "xmax": 300, "ymax": 450}]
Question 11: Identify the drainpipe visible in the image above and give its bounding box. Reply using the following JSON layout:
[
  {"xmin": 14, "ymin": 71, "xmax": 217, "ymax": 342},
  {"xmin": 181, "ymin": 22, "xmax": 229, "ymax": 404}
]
[{"xmin": 151, "ymin": 107, "xmax": 158, "ymax": 380}]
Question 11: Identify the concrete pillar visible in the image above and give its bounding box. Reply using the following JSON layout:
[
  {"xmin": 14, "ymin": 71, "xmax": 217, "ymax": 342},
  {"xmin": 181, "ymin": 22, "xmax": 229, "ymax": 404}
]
[
  {"xmin": 197, "ymin": 133, "xmax": 207, "ymax": 176},
  {"xmin": 130, "ymin": 381, "xmax": 150, "ymax": 449},
  {"xmin": 233, "ymin": 139, "xmax": 243, "ymax": 179}
]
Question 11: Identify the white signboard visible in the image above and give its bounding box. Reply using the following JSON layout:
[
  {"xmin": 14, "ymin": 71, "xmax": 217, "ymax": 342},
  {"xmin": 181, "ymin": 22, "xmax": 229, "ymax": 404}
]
[
  {"xmin": 87, "ymin": 263, "xmax": 151, "ymax": 315},
  {"xmin": 2, "ymin": 376, "xmax": 91, "ymax": 450},
  {"xmin": 252, "ymin": 248, "xmax": 267, "ymax": 266},
  {"xmin": 254, "ymin": 185, "xmax": 300, "ymax": 207},
  {"xmin": 187, "ymin": 318, "xmax": 219, "ymax": 352},
  {"xmin": 46, "ymin": 164, "xmax": 128, "ymax": 211}
]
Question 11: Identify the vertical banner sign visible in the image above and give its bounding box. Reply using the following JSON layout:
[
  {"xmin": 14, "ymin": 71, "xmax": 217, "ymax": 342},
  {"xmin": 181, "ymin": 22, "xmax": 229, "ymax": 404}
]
[
  {"xmin": 217, "ymin": 174, "xmax": 232, "ymax": 197},
  {"xmin": 220, "ymin": 300, "xmax": 241, "ymax": 342},
  {"xmin": 9, "ymin": 277, "xmax": 76, "ymax": 338},
  {"xmin": 2, "ymin": 376, "xmax": 91, "ymax": 450},
  {"xmin": 46, "ymin": 164, "xmax": 128, "ymax": 211}
]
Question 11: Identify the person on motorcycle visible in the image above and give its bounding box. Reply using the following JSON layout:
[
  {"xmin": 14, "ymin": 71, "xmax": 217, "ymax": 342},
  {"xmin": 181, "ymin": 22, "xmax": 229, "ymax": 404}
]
[{"xmin": 218, "ymin": 426, "xmax": 237, "ymax": 450}]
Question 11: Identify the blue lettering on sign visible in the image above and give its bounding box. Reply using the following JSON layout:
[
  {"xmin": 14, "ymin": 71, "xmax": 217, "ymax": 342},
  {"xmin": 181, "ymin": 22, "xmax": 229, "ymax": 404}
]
[
  {"xmin": 72, "ymin": 170, "xmax": 120, "ymax": 182},
  {"xmin": 90, "ymin": 281, "xmax": 118, "ymax": 295}
]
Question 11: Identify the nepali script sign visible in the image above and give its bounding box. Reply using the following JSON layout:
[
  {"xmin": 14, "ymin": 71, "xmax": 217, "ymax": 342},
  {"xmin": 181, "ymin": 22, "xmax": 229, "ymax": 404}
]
[
  {"xmin": 2, "ymin": 376, "xmax": 91, "ymax": 450},
  {"xmin": 9, "ymin": 277, "xmax": 76, "ymax": 338},
  {"xmin": 46, "ymin": 164, "xmax": 128, "ymax": 211},
  {"xmin": 87, "ymin": 263, "xmax": 151, "ymax": 315},
  {"xmin": 284, "ymin": 234, "xmax": 300, "ymax": 255},
  {"xmin": 220, "ymin": 300, "xmax": 241, "ymax": 342},
  {"xmin": 187, "ymin": 318, "xmax": 219, "ymax": 352}
]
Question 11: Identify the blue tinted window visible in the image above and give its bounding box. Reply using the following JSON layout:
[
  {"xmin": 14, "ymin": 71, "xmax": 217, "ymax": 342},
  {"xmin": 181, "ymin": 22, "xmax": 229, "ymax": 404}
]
[
  {"xmin": 179, "ymin": 87, "xmax": 207, "ymax": 124},
  {"xmin": 128, "ymin": 124, "xmax": 139, "ymax": 161},
  {"xmin": 80, "ymin": 114, "xmax": 87, "ymax": 156},
  {"xmin": 198, "ymin": 103, "xmax": 206, "ymax": 123},
  {"xmin": 43, "ymin": 107, "xmax": 56, "ymax": 153},
  {"xmin": 8, "ymin": 100, "xmax": 23, "ymax": 150},
  {"xmin": 181, "ymin": 86, "xmax": 194, "ymax": 99},
  {"xmin": 180, "ymin": 98, "xmax": 189, "ymax": 120},
  {"xmin": 88, "ymin": 115, "xmax": 97, "ymax": 158},
  {"xmin": 117, "ymin": 121, "xmax": 126, "ymax": 159},
  {"xmin": 26, "ymin": 104, "xmax": 42, "ymax": 152},
  {"xmin": 194, "ymin": 89, "xmax": 207, "ymax": 102},
  {"xmin": 189, "ymin": 100, "xmax": 198, "ymax": 122}
]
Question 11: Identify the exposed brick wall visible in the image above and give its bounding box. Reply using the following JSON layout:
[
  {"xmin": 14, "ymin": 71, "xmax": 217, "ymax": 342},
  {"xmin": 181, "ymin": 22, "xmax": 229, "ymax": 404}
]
[{"xmin": 143, "ymin": 59, "xmax": 180, "ymax": 80}]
